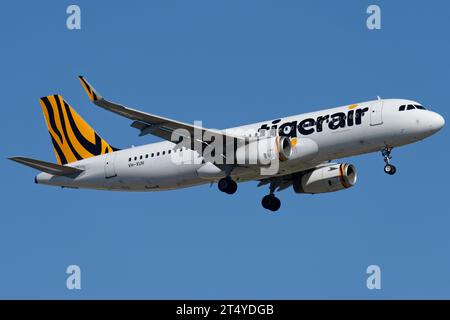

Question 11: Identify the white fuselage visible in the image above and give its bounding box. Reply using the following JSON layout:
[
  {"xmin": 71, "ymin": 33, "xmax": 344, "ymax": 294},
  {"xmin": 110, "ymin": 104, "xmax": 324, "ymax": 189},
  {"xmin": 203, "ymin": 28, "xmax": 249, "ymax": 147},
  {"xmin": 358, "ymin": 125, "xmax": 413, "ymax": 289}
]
[{"xmin": 36, "ymin": 99, "xmax": 445, "ymax": 190}]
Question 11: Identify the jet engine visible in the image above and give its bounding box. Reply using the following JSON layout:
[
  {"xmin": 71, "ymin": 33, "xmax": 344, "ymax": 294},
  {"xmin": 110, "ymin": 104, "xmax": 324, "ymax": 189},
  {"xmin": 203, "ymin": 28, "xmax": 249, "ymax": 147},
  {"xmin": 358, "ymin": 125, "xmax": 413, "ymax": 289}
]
[
  {"xmin": 293, "ymin": 163, "xmax": 357, "ymax": 194},
  {"xmin": 235, "ymin": 136, "xmax": 292, "ymax": 165},
  {"xmin": 235, "ymin": 136, "xmax": 319, "ymax": 165}
]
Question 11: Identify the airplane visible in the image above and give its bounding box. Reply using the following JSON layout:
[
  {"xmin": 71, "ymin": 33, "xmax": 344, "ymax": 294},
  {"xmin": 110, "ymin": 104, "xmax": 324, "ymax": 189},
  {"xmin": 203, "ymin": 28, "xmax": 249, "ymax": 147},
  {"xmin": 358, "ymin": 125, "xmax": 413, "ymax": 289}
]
[{"xmin": 9, "ymin": 76, "xmax": 445, "ymax": 212}]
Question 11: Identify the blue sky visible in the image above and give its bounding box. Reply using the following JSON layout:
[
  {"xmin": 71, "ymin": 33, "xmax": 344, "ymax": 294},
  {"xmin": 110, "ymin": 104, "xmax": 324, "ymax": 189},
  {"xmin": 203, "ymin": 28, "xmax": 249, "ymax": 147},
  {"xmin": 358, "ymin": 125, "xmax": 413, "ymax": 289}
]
[{"xmin": 1, "ymin": 0, "xmax": 449, "ymax": 299}]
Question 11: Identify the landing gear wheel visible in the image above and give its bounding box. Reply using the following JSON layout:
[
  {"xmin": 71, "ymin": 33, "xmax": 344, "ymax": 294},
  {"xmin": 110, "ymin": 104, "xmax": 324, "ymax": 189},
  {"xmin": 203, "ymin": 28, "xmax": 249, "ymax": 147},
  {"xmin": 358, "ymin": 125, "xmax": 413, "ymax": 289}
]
[
  {"xmin": 226, "ymin": 180, "xmax": 237, "ymax": 194},
  {"xmin": 384, "ymin": 164, "xmax": 397, "ymax": 175},
  {"xmin": 261, "ymin": 194, "xmax": 281, "ymax": 212},
  {"xmin": 218, "ymin": 177, "xmax": 237, "ymax": 194}
]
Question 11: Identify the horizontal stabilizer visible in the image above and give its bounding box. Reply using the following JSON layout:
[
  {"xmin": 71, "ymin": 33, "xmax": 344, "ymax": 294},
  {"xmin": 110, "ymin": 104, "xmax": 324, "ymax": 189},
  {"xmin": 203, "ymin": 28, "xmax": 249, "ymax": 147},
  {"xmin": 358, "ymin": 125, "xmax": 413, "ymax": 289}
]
[{"xmin": 9, "ymin": 157, "xmax": 83, "ymax": 178}]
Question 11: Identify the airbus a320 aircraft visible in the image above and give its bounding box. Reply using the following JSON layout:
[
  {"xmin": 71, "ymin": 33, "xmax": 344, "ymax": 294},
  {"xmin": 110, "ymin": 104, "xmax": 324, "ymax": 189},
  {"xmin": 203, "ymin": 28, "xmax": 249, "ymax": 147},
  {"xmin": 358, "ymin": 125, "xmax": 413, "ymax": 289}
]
[{"xmin": 10, "ymin": 77, "xmax": 445, "ymax": 211}]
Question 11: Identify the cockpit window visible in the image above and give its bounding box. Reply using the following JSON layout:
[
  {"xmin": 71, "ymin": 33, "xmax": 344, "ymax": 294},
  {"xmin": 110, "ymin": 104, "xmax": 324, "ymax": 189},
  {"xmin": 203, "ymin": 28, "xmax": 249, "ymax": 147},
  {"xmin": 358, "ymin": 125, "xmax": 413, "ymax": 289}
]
[{"xmin": 399, "ymin": 104, "xmax": 427, "ymax": 111}]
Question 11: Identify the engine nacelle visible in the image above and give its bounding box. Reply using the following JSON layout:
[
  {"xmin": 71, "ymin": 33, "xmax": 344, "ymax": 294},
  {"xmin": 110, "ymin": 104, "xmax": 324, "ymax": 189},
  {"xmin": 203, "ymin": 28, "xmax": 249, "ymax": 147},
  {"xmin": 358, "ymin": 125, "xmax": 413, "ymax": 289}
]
[
  {"xmin": 235, "ymin": 136, "xmax": 292, "ymax": 165},
  {"xmin": 293, "ymin": 163, "xmax": 357, "ymax": 194},
  {"xmin": 288, "ymin": 137, "xmax": 319, "ymax": 162},
  {"xmin": 235, "ymin": 136, "xmax": 319, "ymax": 165}
]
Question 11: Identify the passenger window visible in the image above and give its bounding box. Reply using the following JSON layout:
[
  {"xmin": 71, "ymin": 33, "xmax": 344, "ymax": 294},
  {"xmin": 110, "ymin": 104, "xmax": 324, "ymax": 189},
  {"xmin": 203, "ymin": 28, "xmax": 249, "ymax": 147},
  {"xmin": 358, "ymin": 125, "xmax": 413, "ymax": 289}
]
[
  {"xmin": 399, "ymin": 105, "xmax": 406, "ymax": 111},
  {"xmin": 140, "ymin": 155, "xmax": 143, "ymax": 160},
  {"xmin": 128, "ymin": 158, "xmax": 131, "ymax": 162},
  {"xmin": 145, "ymin": 154, "xmax": 148, "ymax": 158},
  {"xmin": 134, "ymin": 156, "xmax": 137, "ymax": 161},
  {"xmin": 407, "ymin": 104, "xmax": 416, "ymax": 110},
  {"xmin": 162, "ymin": 151, "xmax": 166, "ymax": 155},
  {"xmin": 151, "ymin": 153, "xmax": 154, "ymax": 157},
  {"xmin": 157, "ymin": 152, "xmax": 160, "ymax": 156},
  {"xmin": 168, "ymin": 150, "xmax": 171, "ymax": 154}
]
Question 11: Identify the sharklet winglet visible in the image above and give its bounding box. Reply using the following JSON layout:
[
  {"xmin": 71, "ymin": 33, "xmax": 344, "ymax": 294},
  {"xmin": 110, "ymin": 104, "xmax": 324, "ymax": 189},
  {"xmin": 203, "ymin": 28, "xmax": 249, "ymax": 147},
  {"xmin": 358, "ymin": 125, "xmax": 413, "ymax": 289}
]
[{"xmin": 78, "ymin": 75, "xmax": 102, "ymax": 102}]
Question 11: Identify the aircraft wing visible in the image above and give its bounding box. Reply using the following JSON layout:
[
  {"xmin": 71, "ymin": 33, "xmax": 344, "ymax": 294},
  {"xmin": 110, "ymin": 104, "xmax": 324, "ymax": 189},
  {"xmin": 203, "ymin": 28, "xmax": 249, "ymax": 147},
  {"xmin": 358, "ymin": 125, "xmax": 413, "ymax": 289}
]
[{"xmin": 78, "ymin": 76, "xmax": 243, "ymax": 150}]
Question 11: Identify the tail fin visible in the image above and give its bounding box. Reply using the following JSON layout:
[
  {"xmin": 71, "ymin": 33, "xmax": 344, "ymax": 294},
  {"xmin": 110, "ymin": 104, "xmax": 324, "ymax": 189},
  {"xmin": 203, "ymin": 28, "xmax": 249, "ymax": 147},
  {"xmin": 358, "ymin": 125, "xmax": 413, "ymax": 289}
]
[{"xmin": 39, "ymin": 94, "xmax": 118, "ymax": 165}]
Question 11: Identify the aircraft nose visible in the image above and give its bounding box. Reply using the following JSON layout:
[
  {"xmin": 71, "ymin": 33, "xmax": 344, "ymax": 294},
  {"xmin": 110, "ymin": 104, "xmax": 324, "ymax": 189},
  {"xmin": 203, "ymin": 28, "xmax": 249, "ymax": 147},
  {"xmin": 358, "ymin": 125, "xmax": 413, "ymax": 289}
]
[
  {"xmin": 412, "ymin": 111, "xmax": 445, "ymax": 139},
  {"xmin": 431, "ymin": 112, "xmax": 445, "ymax": 131}
]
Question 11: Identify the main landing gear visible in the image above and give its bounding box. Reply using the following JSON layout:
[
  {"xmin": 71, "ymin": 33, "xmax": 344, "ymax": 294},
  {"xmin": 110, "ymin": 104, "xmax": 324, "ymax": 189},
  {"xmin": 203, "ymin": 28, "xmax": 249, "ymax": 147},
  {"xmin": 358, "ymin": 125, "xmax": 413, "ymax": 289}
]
[
  {"xmin": 261, "ymin": 182, "xmax": 281, "ymax": 212},
  {"xmin": 382, "ymin": 146, "xmax": 397, "ymax": 175},
  {"xmin": 218, "ymin": 177, "xmax": 237, "ymax": 194},
  {"xmin": 261, "ymin": 194, "xmax": 281, "ymax": 212},
  {"xmin": 218, "ymin": 175, "xmax": 281, "ymax": 212}
]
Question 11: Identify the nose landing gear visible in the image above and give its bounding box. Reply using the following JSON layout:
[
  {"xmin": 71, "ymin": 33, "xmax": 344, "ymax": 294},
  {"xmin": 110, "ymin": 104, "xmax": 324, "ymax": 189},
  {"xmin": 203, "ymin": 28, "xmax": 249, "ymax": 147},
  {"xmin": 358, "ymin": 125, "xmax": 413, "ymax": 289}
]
[
  {"xmin": 384, "ymin": 164, "xmax": 396, "ymax": 175},
  {"xmin": 382, "ymin": 146, "xmax": 397, "ymax": 175}
]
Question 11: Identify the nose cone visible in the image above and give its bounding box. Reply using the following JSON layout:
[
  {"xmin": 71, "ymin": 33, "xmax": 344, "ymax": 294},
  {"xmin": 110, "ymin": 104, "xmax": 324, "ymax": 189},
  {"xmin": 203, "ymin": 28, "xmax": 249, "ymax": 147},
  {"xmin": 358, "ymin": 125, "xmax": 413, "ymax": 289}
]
[
  {"xmin": 411, "ymin": 111, "xmax": 445, "ymax": 140},
  {"xmin": 433, "ymin": 112, "xmax": 445, "ymax": 131},
  {"xmin": 422, "ymin": 111, "xmax": 445, "ymax": 134}
]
